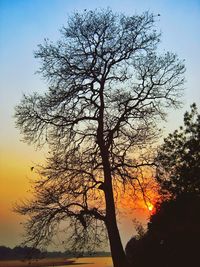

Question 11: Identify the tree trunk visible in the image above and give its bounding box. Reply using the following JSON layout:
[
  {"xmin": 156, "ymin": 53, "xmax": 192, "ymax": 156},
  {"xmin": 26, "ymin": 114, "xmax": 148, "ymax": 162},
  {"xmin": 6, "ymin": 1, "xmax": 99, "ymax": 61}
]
[
  {"xmin": 98, "ymin": 82, "xmax": 128, "ymax": 267},
  {"xmin": 103, "ymin": 156, "xmax": 128, "ymax": 267},
  {"xmin": 105, "ymin": 188, "xmax": 128, "ymax": 267}
]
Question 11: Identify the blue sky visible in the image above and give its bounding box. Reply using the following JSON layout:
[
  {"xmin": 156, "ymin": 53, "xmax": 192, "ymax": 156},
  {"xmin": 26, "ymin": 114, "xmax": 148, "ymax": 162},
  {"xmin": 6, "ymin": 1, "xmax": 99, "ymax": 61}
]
[
  {"xmin": 0, "ymin": 0, "xmax": 200, "ymax": 248},
  {"xmin": 0, "ymin": 0, "xmax": 199, "ymax": 134}
]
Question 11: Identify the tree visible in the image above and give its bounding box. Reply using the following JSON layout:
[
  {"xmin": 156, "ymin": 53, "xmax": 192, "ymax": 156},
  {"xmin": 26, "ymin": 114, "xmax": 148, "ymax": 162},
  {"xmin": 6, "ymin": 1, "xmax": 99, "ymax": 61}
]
[
  {"xmin": 126, "ymin": 106, "xmax": 200, "ymax": 266},
  {"xmin": 155, "ymin": 103, "xmax": 200, "ymax": 198},
  {"xmin": 15, "ymin": 9, "xmax": 185, "ymax": 267},
  {"xmin": 126, "ymin": 194, "xmax": 200, "ymax": 267}
]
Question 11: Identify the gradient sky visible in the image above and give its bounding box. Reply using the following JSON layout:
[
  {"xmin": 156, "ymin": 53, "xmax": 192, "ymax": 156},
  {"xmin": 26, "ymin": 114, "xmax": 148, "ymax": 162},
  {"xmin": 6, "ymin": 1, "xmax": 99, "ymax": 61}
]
[{"xmin": 0, "ymin": 0, "xmax": 200, "ymax": 250}]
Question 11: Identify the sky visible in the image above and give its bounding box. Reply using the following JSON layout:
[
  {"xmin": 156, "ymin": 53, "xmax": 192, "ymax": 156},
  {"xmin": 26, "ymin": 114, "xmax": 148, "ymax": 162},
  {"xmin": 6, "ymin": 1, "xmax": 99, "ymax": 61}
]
[{"xmin": 0, "ymin": 0, "xmax": 200, "ymax": 250}]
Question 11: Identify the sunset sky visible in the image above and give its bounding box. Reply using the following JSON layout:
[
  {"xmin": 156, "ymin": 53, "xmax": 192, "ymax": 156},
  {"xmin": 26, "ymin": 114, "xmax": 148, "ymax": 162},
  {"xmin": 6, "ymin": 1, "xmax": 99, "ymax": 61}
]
[{"xmin": 0, "ymin": 0, "xmax": 200, "ymax": 250}]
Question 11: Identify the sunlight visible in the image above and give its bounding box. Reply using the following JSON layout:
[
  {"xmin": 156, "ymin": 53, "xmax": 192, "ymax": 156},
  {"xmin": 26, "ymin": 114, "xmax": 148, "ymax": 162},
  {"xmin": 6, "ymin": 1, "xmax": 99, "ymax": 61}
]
[{"xmin": 147, "ymin": 203, "xmax": 154, "ymax": 211}]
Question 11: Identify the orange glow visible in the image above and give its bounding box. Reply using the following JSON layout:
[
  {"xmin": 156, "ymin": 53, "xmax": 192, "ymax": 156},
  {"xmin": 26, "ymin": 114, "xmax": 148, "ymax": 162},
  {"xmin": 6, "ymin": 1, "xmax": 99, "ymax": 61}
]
[
  {"xmin": 116, "ymin": 166, "xmax": 160, "ymax": 213},
  {"xmin": 0, "ymin": 143, "xmax": 160, "ymax": 247}
]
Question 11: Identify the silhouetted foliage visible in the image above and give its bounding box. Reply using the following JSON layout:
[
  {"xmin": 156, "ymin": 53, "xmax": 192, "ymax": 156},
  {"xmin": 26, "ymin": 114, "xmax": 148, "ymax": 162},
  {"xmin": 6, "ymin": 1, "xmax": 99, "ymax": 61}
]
[
  {"xmin": 0, "ymin": 246, "xmax": 41, "ymax": 260},
  {"xmin": 126, "ymin": 106, "xmax": 200, "ymax": 266},
  {"xmin": 0, "ymin": 245, "xmax": 110, "ymax": 260},
  {"xmin": 15, "ymin": 9, "xmax": 185, "ymax": 267},
  {"xmin": 0, "ymin": 246, "xmax": 12, "ymax": 260},
  {"xmin": 126, "ymin": 194, "xmax": 200, "ymax": 267},
  {"xmin": 155, "ymin": 103, "xmax": 200, "ymax": 198}
]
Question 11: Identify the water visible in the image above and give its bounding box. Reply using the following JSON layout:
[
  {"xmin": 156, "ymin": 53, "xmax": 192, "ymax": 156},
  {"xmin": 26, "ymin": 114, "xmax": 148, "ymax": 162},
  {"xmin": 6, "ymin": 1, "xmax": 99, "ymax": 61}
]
[
  {"xmin": 49, "ymin": 257, "xmax": 112, "ymax": 267},
  {"xmin": 0, "ymin": 257, "xmax": 113, "ymax": 267}
]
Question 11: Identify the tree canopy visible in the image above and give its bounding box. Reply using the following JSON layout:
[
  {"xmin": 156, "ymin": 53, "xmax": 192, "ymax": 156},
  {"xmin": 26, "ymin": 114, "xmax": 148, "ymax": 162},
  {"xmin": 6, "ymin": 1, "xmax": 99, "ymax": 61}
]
[
  {"xmin": 15, "ymin": 9, "xmax": 185, "ymax": 267},
  {"xmin": 155, "ymin": 103, "xmax": 200, "ymax": 198}
]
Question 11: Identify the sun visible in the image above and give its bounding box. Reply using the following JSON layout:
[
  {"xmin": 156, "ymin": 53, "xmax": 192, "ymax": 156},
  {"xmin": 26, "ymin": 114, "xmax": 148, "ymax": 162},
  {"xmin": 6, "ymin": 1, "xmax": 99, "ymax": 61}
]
[{"xmin": 147, "ymin": 203, "xmax": 154, "ymax": 211}]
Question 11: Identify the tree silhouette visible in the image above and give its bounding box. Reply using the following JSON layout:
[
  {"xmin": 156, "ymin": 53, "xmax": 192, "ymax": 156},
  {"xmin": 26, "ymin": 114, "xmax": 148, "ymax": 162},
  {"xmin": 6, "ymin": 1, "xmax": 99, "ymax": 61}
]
[
  {"xmin": 15, "ymin": 9, "xmax": 185, "ymax": 267},
  {"xmin": 126, "ymin": 106, "xmax": 200, "ymax": 266},
  {"xmin": 126, "ymin": 194, "xmax": 200, "ymax": 267},
  {"xmin": 155, "ymin": 103, "xmax": 200, "ymax": 198}
]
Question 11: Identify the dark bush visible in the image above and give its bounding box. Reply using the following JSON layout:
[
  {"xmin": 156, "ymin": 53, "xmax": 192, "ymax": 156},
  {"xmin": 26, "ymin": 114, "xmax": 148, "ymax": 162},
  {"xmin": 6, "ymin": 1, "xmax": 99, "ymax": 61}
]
[{"xmin": 126, "ymin": 194, "xmax": 200, "ymax": 267}]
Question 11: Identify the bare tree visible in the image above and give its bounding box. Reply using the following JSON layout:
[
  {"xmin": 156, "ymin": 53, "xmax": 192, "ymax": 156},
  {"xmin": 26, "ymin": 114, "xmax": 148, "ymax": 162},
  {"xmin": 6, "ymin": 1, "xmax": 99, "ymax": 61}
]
[{"xmin": 15, "ymin": 9, "xmax": 185, "ymax": 267}]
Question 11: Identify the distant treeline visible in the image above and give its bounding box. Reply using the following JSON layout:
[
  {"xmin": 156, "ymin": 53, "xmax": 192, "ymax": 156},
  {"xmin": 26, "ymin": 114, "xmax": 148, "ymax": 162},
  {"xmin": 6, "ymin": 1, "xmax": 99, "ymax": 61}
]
[{"xmin": 0, "ymin": 245, "xmax": 111, "ymax": 260}]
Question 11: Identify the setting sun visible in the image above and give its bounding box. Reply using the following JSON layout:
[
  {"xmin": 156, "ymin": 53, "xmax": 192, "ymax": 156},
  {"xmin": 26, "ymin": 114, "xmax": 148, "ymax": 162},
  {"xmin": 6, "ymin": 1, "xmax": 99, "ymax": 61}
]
[{"xmin": 147, "ymin": 203, "xmax": 154, "ymax": 211}]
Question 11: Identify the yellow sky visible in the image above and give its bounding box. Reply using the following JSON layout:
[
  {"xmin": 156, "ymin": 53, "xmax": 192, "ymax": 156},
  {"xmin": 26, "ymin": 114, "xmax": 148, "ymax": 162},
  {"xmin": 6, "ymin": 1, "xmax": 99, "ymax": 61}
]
[
  {"xmin": 0, "ymin": 139, "xmax": 45, "ymax": 247},
  {"xmin": 0, "ymin": 140, "xmax": 154, "ymax": 248}
]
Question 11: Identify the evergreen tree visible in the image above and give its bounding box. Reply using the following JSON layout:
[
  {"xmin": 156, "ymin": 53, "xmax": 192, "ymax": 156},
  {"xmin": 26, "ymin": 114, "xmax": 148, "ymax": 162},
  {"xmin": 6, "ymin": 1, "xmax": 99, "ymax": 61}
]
[{"xmin": 156, "ymin": 103, "xmax": 200, "ymax": 197}]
